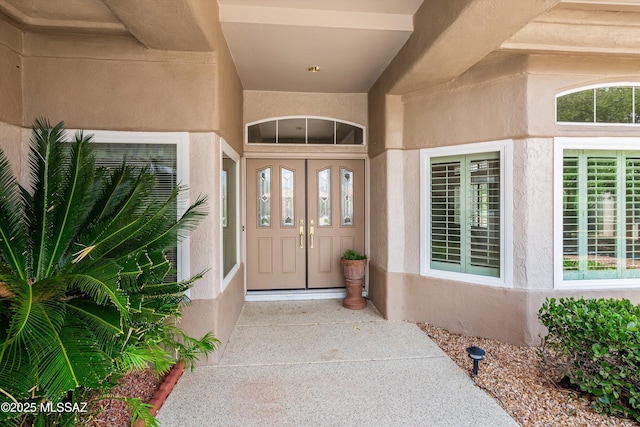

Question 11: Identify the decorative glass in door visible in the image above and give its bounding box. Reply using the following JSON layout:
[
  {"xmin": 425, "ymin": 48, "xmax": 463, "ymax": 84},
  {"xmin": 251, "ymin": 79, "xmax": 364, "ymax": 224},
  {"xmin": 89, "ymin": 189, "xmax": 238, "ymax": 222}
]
[
  {"xmin": 281, "ymin": 168, "xmax": 295, "ymax": 227},
  {"xmin": 258, "ymin": 167, "xmax": 271, "ymax": 227},
  {"xmin": 318, "ymin": 168, "xmax": 331, "ymax": 226},
  {"xmin": 341, "ymin": 168, "xmax": 354, "ymax": 226}
]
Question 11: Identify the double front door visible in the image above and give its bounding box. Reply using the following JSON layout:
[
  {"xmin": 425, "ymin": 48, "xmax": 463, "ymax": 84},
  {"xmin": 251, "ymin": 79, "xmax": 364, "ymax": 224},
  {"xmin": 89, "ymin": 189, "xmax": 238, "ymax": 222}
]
[{"xmin": 247, "ymin": 159, "xmax": 365, "ymax": 290}]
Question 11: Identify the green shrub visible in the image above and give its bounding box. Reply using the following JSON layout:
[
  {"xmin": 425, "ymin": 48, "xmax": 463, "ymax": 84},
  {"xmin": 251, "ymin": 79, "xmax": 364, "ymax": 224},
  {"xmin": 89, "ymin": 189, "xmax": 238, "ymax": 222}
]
[
  {"xmin": 342, "ymin": 249, "xmax": 366, "ymax": 260},
  {"xmin": 538, "ymin": 297, "xmax": 640, "ymax": 422}
]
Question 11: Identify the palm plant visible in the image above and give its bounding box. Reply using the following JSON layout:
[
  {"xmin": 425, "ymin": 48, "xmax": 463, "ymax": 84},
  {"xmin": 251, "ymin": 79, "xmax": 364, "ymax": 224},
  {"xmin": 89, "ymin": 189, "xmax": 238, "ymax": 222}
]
[{"xmin": 0, "ymin": 119, "xmax": 217, "ymax": 426}]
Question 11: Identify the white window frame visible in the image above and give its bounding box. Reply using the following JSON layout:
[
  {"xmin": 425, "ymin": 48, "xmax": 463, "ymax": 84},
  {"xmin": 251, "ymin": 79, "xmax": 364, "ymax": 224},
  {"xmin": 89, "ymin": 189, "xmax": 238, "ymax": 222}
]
[
  {"xmin": 67, "ymin": 129, "xmax": 191, "ymax": 282},
  {"xmin": 420, "ymin": 140, "xmax": 513, "ymax": 288},
  {"xmin": 554, "ymin": 137, "xmax": 640, "ymax": 289},
  {"xmin": 221, "ymin": 138, "xmax": 241, "ymax": 291}
]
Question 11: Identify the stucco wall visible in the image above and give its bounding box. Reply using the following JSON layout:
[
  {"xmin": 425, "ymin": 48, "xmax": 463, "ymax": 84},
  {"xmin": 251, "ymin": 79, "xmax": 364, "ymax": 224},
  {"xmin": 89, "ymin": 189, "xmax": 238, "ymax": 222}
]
[
  {"xmin": 369, "ymin": 153, "xmax": 388, "ymax": 270},
  {"xmin": 402, "ymin": 55, "xmax": 530, "ymax": 149},
  {"xmin": 22, "ymin": 33, "xmax": 217, "ymax": 132},
  {"xmin": 213, "ymin": 30, "xmax": 243, "ymax": 153},
  {"xmin": 512, "ymin": 138, "xmax": 554, "ymax": 289},
  {"xmin": 178, "ymin": 267, "xmax": 245, "ymax": 365},
  {"xmin": 0, "ymin": 121, "xmax": 23, "ymax": 178},
  {"xmin": 0, "ymin": 17, "xmax": 22, "ymax": 126},
  {"xmin": 243, "ymin": 91, "xmax": 368, "ymax": 126},
  {"xmin": 188, "ymin": 132, "xmax": 221, "ymax": 300}
]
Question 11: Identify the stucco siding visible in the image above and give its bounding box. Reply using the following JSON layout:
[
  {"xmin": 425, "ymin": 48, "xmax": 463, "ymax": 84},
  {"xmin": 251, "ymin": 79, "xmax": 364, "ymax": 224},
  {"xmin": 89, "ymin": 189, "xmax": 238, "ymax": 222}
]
[
  {"xmin": 22, "ymin": 33, "xmax": 218, "ymax": 132},
  {"xmin": 0, "ymin": 18, "xmax": 22, "ymax": 126},
  {"xmin": 512, "ymin": 138, "xmax": 554, "ymax": 290},
  {"xmin": 402, "ymin": 61, "xmax": 529, "ymax": 149},
  {"xmin": 244, "ymin": 91, "xmax": 367, "ymax": 127},
  {"xmin": 369, "ymin": 152, "xmax": 388, "ymax": 271}
]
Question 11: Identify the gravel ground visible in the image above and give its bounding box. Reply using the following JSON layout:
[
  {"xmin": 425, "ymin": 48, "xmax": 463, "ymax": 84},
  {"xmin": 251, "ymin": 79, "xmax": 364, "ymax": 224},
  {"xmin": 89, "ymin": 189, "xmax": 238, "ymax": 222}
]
[
  {"xmin": 81, "ymin": 369, "xmax": 163, "ymax": 427},
  {"xmin": 419, "ymin": 323, "xmax": 639, "ymax": 427}
]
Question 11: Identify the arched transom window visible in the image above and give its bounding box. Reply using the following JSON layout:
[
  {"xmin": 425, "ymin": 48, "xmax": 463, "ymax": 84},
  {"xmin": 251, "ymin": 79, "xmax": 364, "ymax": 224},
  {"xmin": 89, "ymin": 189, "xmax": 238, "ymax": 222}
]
[
  {"xmin": 246, "ymin": 116, "xmax": 365, "ymax": 145},
  {"xmin": 556, "ymin": 83, "xmax": 640, "ymax": 125}
]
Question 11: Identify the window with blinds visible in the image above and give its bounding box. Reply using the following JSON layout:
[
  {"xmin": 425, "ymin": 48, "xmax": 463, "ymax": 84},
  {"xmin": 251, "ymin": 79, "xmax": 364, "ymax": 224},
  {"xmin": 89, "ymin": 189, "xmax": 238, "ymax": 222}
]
[
  {"xmin": 93, "ymin": 143, "xmax": 179, "ymax": 281},
  {"xmin": 430, "ymin": 152, "xmax": 501, "ymax": 278},
  {"xmin": 562, "ymin": 150, "xmax": 640, "ymax": 279}
]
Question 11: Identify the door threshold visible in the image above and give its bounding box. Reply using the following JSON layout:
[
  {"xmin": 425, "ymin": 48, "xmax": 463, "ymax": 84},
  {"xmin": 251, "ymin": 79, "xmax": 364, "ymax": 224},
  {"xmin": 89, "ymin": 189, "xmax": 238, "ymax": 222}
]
[{"xmin": 246, "ymin": 288, "xmax": 363, "ymax": 302}]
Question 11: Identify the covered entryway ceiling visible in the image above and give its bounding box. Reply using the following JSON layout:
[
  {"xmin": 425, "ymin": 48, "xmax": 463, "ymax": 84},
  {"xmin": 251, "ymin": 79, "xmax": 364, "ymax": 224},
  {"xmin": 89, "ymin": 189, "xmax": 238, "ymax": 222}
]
[
  {"xmin": 2, "ymin": 0, "xmax": 640, "ymax": 94},
  {"xmin": 217, "ymin": 0, "xmax": 423, "ymax": 93}
]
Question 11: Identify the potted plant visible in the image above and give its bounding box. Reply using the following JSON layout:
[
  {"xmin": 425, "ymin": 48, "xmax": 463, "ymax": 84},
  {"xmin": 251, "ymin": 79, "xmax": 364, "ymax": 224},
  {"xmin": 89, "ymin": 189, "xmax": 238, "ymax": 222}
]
[{"xmin": 341, "ymin": 249, "xmax": 367, "ymax": 310}]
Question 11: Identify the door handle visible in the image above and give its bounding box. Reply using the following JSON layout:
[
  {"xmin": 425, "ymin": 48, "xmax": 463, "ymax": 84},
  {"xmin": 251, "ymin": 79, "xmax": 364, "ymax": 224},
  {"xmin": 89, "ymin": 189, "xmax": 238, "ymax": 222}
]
[
  {"xmin": 299, "ymin": 220, "xmax": 305, "ymax": 249},
  {"xmin": 309, "ymin": 220, "xmax": 315, "ymax": 249}
]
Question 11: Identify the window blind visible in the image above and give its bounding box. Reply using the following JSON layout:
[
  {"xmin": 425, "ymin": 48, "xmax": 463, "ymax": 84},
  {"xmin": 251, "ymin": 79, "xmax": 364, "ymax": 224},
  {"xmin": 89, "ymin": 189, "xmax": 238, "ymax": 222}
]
[
  {"xmin": 430, "ymin": 152, "xmax": 500, "ymax": 278},
  {"xmin": 562, "ymin": 150, "xmax": 640, "ymax": 279}
]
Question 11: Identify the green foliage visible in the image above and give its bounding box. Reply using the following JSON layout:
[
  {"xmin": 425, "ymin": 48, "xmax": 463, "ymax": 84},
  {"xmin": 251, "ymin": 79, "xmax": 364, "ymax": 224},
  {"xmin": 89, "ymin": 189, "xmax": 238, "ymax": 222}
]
[
  {"xmin": 342, "ymin": 249, "xmax": 366, "ymax": 260},
  {"xmin": 562, "ymin": 258, "xmax": 616, "ymax": 271},
  {"xmin": 0, "ymin": 119, "xmax": 218, "ymax": 426},
  {"xmin": 557, "ymin": 86, "xmax": 638, "ymax": 124},
  {"xmin": 538, "ymin": 297, "xmax": 640, "ymax": 422}
]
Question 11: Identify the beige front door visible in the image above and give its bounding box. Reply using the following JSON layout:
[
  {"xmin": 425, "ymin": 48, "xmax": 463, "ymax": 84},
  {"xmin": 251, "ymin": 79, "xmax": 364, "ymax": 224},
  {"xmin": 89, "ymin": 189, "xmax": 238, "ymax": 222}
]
[{"xmin": 247, "ymin": 158, "xmax": 365, "ymax": 290}]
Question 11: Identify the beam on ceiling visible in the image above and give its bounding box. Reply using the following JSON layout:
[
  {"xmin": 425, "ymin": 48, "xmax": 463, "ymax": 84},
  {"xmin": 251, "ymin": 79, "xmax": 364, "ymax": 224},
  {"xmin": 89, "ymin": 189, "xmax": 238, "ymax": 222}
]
[
  {"xmin": 379, "ymin": 0, "xmax": 561, "ymax": 95},
  {"xmin": 219, "ymin": 4, "xmax": 414, "ymax": 31},
  {"xmin": 103, "ymin": 0, "xmax": 220, "ymax": 52}
]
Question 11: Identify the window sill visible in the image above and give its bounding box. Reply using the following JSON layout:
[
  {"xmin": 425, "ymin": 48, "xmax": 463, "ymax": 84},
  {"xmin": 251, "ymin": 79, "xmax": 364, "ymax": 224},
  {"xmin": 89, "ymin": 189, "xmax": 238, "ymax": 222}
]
[{"xmin": 421, "ymin": 269, "xmax": 511, "ymax": 288}]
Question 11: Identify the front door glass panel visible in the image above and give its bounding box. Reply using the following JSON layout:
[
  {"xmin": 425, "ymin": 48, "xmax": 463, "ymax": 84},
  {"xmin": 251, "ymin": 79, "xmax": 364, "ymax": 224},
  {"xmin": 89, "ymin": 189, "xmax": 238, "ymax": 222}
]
[
  {"xmin": 258, "ymin": 167, "xmax": 271, "ymax": 227},
  {"xmin": 318, "ymin": 168, "xmax": 332, "ymax": 227},
  {"xmin": 341, "ymin": 168, "xmax": 354, "ymax": 226},
  {"xmin": 281, "ymin": 167, "xmax": 295, "ymax": 227}
]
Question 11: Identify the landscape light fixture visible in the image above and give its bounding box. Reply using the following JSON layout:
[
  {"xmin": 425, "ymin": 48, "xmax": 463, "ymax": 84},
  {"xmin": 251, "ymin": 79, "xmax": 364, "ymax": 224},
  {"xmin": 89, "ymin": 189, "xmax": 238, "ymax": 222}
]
[
  {"xmin": 308, "ymin": 66, "xmax": 321, "ymax": 72},
  {"xmin": 466, "ymin": 346, "xmax": 486, "ymax": 376}
]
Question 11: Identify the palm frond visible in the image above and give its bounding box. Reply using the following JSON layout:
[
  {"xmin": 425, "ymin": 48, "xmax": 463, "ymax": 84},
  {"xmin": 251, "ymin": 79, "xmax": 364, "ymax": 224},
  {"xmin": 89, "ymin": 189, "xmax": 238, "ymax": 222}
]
[
  {"xmin": 42, "ymin": 131, "xmax": 98, "ymax": 277},
  {"xmin": 0, "ymin": 149, "xmax": 27, "ymax": 280},
  {"xmin": 157, "ymin": 327, "xmax": 219, "ymax": 371},
  {"xmin": 0, "ymin": 278, "xmax": 38, "ymax": 366},
  {"xmin": 116, "ymin": 342, "xmax": 173, "ymax": 374},
  {"xmin": 87, "ymin": 164, "xmax": 145, "ymax": 225},
  {"xmin": 135, "ymin": 270, "xmax": 205, "ymax": 297},
  {"xmin": 136, "ymin": 250, "xmax": 171, "ymax": 286},
  {"xmin": 75, "ymin": 166, "xmax": 156, "ymax": 264},
  {"xmin": 144, "ymin": 193, "xmax": 208, "ymax": 255},
  {"xmin": 0, "ymin": 299, "xmax": 65, "ymax": 404},
  {"xmin": 118, "ymin": 256, "xmax": 143, "ymax": 293},
  {"xmin": 29, "ymin": 118, "xmax": 68, "ymax": 281},
  {"xmin": 36, "ymin": 311, "xmax": 112, "ymax": 402},
  {"xmin": 66, "ymin": 298, "xmax": 123, "ymax": 355},
  {"xmin": 63, "ymin": 260, "xmax": 129, "ymax": 317},
  {"xmin": 111, "ymin": 397, "xmax": 160, "ymax": 427}
]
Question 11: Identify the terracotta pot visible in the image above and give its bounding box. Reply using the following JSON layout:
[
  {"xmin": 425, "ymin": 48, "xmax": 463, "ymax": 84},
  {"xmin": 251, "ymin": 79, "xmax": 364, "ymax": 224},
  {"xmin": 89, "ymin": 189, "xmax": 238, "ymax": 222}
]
[
  {"xmin": 341, "ymin": 258, "xmax": 367, "ymax": 280},
  {"xmin": 341, "ymin": 258, "xmax": 367, "ymax": 310}
]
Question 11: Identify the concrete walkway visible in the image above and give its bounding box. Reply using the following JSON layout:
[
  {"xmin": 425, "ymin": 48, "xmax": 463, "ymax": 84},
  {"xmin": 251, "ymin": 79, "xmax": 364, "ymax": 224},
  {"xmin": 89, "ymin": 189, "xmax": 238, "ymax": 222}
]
[{"xmin": 157, "ymin": 300, "xmax": 518, "ymax": 427}]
